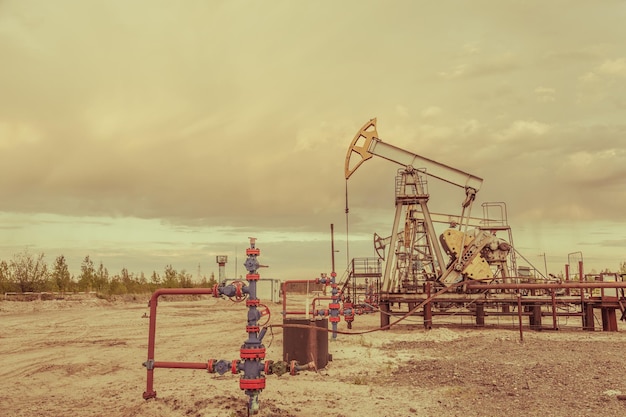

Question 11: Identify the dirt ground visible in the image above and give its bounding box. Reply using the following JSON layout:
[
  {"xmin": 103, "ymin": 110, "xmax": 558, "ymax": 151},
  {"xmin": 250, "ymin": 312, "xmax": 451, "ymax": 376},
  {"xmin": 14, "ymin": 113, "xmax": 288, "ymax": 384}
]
[{"xmin": 1, "ymin": 294, "xmax": 626, "ymax": 417}]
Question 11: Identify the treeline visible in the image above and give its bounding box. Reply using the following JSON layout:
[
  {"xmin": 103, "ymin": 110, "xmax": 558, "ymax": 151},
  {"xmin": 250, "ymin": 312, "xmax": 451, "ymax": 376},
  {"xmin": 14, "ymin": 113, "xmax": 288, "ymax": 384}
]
[{"xmin": 0, "ymin": 250, "xmax": 217, "ymax": 295}]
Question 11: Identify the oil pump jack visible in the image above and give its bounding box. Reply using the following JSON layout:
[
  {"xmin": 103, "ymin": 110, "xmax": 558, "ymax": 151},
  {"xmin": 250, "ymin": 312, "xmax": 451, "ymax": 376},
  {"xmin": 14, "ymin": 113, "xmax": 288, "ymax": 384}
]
[{"xmin": 345, "ymin": 119, "xmax": 514, "ymax": 298}]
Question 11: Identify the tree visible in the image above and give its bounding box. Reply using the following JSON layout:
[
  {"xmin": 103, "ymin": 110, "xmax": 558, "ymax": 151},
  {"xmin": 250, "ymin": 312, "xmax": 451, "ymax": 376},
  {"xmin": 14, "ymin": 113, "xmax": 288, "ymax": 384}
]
[
  {"xmin": 200, "ymin": 272, "xmax": 217, "ymax": 289},
  {"xmin": 150, "ymin": 271, "xmax": 160, "ymax": 289},
  {"xmin": 120, "ymin": 267, "xmax": 139, "ymax": 293},
  {"xmin": 78, "ymin": 256, "xmax": 96, "ymax": 291},
  {"xmin": 0, "ymin": 260, "xmax": 15, "ymax": 293},
  {"xmin": 93, "ymin": 262, "xmax": 109, "ymax": 293},
  {"xmin": 162, "ymin": 265, "xmax": 178, "ymax": 288},
  {"xmin": 177, "ymin": 269, "xmax": 193, "ymax": 288},
  {"xmin": 108, "ymin": 274, "xmax": 127, "ymax": 295},
  {"xmin": 51, "ymin": 255, "xmax": 72, "ymax": 293},
  {"xmin": 10, "ymin": 250, "xmax": 49, "ymax": 292}
]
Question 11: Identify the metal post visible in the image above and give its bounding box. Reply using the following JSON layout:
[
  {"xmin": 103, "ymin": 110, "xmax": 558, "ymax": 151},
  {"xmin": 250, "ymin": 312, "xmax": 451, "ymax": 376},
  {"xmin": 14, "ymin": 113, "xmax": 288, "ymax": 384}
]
[
  {"xmin": 551, "ymin": 289, "xmax": 558, "ymax": 330},
  {"xmin": 517, "ymin": 293, "xmax": 523, "ymax": 343},
  {"xmin": 380, "ymin": 301, "xmax": 390, "ymax": 329},
  {"xmin": 476, "ymin": 302, "xmax": 485, "ymax": 327},
  {"xmin": 424, "ymin": 281, "xmax": 432, "ymax": 330}
]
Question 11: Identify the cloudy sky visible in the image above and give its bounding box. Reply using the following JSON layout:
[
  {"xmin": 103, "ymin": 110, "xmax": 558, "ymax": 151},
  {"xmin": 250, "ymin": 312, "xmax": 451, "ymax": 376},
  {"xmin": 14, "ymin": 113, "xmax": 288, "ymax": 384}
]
[{"xmin": 1, "ymin": 0, "xmax": 625, "ymax": 280}]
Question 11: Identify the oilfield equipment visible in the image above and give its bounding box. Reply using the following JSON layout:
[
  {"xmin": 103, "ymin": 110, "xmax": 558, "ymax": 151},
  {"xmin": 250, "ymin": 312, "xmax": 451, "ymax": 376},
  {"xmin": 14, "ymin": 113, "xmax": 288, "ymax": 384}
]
[
  {"xmin": 343, "ymin": 118, "xmax": 626, "ymax": 332},
  {"xmin": 142, "ymin": 238, "xmax": 315, "ymax": 416},
  {"xmin": 142, "ymin": 118, "xmax": 626, "ymax": 415}
]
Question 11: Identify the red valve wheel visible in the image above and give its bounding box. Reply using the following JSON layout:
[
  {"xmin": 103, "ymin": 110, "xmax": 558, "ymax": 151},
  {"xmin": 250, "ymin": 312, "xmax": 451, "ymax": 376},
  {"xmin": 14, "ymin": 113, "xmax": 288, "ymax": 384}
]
[
  {"xmin": 229, "ymin": 280, "xmax": 247, "ymax": 302},
  {"xmin": 257, "ymin": 303, "xmax": 271, "ymax": 327}
]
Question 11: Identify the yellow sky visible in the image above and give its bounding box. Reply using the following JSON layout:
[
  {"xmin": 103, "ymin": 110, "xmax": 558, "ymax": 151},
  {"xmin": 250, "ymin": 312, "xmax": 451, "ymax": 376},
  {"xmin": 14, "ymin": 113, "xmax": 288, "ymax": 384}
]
[{"xmin": 1, "ymin": 1, "xmax": 625, "ymax": 278}]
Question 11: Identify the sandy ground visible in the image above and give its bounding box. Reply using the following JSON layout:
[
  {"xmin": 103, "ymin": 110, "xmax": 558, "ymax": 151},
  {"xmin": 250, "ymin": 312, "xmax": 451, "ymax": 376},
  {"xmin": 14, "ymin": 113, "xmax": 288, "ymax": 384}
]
[{"xmin": 1, "ymin": 295, "xmax": 626, "ymax": 417}]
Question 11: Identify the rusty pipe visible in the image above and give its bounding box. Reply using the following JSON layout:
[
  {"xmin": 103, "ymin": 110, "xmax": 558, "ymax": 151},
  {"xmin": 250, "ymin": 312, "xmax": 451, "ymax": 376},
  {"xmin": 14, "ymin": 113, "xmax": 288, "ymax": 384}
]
[
  {"xmin": 153, "ymin": 361, "xmax": 208, "ymax": 370},
  {"xmin": 281, "ymin": 279, "xmax": 319, "ymax": 319},
  {"xmin": 464, "ymin": 282, "xmax": 626, "ymax": 290},
  {"xmin": 144, "ymin": 288, "xmax": 217, "ymax": 399},
  {"xmin": 311, "ymin": 296, "xmax": 333, "ymax": 314}
]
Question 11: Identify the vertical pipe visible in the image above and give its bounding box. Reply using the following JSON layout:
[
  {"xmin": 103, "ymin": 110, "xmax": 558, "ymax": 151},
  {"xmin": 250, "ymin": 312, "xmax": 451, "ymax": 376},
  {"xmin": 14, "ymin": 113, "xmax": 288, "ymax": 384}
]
[
  {"xmin": 143, "ymin": 293, "xmax": 160, "ymax": 399},
  {"xmin": 517, "ymin": 293, "xmax": 523, "ymax": 343},
  {"xmin": 551, "ymin": 289, "xmax": 558, "ymax": 330},
  {"xmin": 330, "ymin": 223, "xmax": 336, "ymax": 274},
  {"xmin": 282, "ymin": 282, "xmax": 287, "ymax": 319},
  {"xmin": 579, "ymin": 260, "xmax": 585, "ymax": 329}
]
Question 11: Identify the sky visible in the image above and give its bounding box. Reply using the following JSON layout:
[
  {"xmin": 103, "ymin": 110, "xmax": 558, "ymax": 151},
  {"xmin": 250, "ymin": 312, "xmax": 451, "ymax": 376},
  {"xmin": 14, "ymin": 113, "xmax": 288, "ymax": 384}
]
[{"xmin": 1, "ymin": 0, "xmax": 625, "ymax": 281}]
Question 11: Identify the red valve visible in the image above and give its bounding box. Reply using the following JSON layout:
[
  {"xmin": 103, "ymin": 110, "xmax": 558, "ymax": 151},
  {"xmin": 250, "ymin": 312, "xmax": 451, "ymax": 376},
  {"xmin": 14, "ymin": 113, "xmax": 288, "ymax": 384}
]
[
  {"xmin": 257, "ymin": 303, "xmax": 271, "ymax": 327},
  {"xmin": 229, "ymin": 280, "xmax": 247, "ymax": 302}
]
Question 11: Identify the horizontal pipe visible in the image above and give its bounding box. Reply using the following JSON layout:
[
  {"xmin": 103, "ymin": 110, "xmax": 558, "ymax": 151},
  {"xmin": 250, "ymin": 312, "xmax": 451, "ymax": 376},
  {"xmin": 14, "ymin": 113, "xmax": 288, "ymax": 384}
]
[
  {"xmin": 465, "ymin": 282, "xmax": 626, "ymax": 290},
  {"xmin": 282, "ymin": 279, "xmax": 320, "ymax": 284},
  {"xmin": 154, "ymin": 361, "xmax": 208, "ymax": 370},
  {"xmin": 150, "ymin": 288, "xmax": 215, "ymax": 301}
]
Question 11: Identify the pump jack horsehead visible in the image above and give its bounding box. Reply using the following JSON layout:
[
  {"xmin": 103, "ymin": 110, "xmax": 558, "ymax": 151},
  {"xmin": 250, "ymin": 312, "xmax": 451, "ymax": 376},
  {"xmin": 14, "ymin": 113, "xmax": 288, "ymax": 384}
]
[{"xmin": 345, "ymin": 118, "xmax": 513, "ymax": 291}]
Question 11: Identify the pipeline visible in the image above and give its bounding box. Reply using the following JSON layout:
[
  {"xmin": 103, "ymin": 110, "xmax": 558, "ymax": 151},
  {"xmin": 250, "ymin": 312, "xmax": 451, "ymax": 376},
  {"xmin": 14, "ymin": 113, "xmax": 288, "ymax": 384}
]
[
  {"xmin": 315, "ymin": 272, "xmax": 354, "ymax": 338},
  {"xmin": 142, "ymin": 238, "xmax": 313, "ymax": 416},
  {"xmin": 281, "ymin": 273, "xmax": 358, "ymax": 339},
  {"xmin": 464, "ymin": 281, "xmax": 626, "ymax": 290}
]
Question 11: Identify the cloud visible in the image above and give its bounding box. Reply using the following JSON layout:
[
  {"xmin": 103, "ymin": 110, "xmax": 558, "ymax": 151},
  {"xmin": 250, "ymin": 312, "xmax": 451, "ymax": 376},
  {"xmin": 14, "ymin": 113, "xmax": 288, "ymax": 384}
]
[
  {"xmin": 597, "ymin": 58, "xmax": 626, "ymax": 77},
  {"xmin": 438, "ymin": 53, "xmax": 519, "ymax": 80},
  {"xmin": 0, "ymin": 120, "xmax": 43, "ymax": 148},
  {"xmin": 0, "ymin": 1, "xmax": 626, "ymax": 275},
  {"xmin": 534, "ymin": 87, "xmax": 556, "ymax": 102},
  {"xmin": 494, "ymin": 120, "xmax": 550, "ymax": 142},
  {"xmin": 421, "ymin": 106, "xmax": 442, "ymax": 118},
  {"xmin": 395, "ymin": 105, "xmax": 410, "ymax": 118}
]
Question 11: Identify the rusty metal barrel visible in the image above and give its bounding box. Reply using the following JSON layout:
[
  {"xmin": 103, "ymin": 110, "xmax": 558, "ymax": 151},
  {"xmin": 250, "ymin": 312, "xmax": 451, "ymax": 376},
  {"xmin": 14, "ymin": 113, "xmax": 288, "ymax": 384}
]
[{"xmin": 282, "ymin": 318, "xmax": 330, "ymax": 370}]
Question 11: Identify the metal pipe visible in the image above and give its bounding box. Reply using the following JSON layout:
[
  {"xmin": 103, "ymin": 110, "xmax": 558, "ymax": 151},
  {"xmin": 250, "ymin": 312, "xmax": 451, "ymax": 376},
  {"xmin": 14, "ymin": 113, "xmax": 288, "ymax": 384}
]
[
  {"xmin": 283, "ymin": 310, "xmax": 308, "ymax": 315},
  {"xmin": 143, "ymin": 287, "xmax": 217, "ymax": 399},
  {"xmin": 550, "ymin": 289, "xmax": 558, "ymax": 330},
  {"xmin": 281, "ymin": 279, "xmax": 319, "ymax": 319},
  {"xmin": 579, "ymin": 260, "xmax": 586, "ymax": 330},
  {"xmin": 312, "ymin": 296, "xmax": 333, "ymax": 314},
  {"xmin": 154, "ymin": 361, "xmax": 208, "ymax": 370},
  {"xmin": 464, "ymin": 282, "xmax": 626, "ymax": 290},
  {"xmin": 516, "ymin": 293, "xmax": 523, "ymax": 342},
  {"xmin": 330, "ymin": 223, "xmax": 336, "ymax": 274}
]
